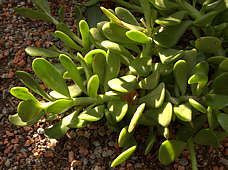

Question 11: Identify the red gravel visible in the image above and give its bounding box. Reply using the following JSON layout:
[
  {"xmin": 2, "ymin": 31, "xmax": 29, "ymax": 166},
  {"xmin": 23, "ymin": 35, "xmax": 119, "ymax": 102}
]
[{"xmin": 0, "ymin": 1, "xmax": 227, "ymax": 170}]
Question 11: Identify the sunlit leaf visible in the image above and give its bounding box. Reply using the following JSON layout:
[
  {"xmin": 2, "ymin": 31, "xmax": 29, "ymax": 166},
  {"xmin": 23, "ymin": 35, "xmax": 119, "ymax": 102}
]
[
  {"xmin": 158, "ymin": 102, "xmax": 173, "ymax": 127},
  {"xmin": 139, "ymin": 82, "xmax": 165, "ymax": 108},
  {"xmin": 173, "ymin": 60, "xmax": 189, "ymax": 96},
  {"xmin": 108, "ymin": 75, "xmax": 137, "ymax": 93},
  {"xmin": 32, "ymin": 58, "xmax": 70, "ymax": 97},
  {"xmin": 159, "ymin": 140, "xmax": 186, "ymax": 165},
  {"xmin": 46, "ymin": 99, "xmax": 74, "ymax": 115},
  {"xmin": 10, "ymin": 87, "xmax": 37, "ymax": 102},
  {"xmin": 111, "ymin": 145, "xmax": 137, "ymax": 167},
  {"xmin": 18, "ymin": 100, "xmax": 42, "ymax": 122},
  {"xmin": 174, "ymin": 103, "xmax": 192, "ymax": 122},
  {"xmin": 78, "ymin": 105, "xmax": 104, "ymax": 121},
  {"xmin": 108, "ymin": 101, "xmax": 128, "ymax": 122},
  {"xmin": 128, "ymin": 103, "xmax": 146, "ymax": 133},
  {"xmin": 25, "ymin": 47, "xmax": 60, "ymax": 58}
]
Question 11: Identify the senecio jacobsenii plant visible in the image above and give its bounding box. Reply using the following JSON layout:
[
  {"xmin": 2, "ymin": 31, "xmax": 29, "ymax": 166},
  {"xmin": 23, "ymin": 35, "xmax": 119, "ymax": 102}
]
[{"xmin": 11, "ymin": 0, "xmax": 228, "ymax": 169}]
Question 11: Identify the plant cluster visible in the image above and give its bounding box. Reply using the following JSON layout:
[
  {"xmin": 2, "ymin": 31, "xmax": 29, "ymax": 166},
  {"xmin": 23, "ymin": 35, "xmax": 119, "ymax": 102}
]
[{"xmin": 11, "ymin": 0, "xmax": 228, "ymax": 169}]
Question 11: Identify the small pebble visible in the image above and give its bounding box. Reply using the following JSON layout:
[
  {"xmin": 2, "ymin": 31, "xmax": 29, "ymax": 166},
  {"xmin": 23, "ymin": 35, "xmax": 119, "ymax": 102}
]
[
  {"xmin": 37, "ymin": 128, "xmax": 45, "ymax": 135},
  {"xmin": 44, "ymin": 151, "xmax": 54, "ymax": 158},
  {"xmin": 93, "ymin": 141, "xmax": 100, "ymax": 147},
  {"xmin": 179, "ymin": 158, "xmax": 188, "ymax": 166},
  {"xmin": 178, "ymin": 165, "xmax": 185, "ymax": 170},
  {"xmin": 108, "ymin": 141, "xmax": 114, "ymax": 146},
  {"xmin": 5, "ymin": 159, "xmax": 10, "ymax": 167}
]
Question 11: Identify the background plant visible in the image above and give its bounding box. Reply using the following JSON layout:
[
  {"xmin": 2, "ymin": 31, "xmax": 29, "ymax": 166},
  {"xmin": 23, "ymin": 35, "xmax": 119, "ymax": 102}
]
[{"xmin": 11, "ymin": 0, "xmax": 228, "ymax": 169}]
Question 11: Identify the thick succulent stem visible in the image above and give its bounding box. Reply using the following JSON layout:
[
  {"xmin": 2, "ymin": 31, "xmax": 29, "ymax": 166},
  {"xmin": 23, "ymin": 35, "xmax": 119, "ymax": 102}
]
[{"xmin": 187, "ymin": 138, "xmax": 198, "ymax": 170}]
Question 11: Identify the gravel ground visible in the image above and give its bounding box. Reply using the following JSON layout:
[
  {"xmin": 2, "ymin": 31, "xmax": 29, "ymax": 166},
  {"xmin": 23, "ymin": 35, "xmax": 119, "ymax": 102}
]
[{"xmin": 0, "ymin": 0, "xmax": 228, "ymax": 170}]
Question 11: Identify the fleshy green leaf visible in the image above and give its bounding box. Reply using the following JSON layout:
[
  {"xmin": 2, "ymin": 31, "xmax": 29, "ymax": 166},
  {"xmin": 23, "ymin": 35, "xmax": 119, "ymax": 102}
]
[
  {"xmin": 18, "ymin": 101, "xmax": 42, "ymax": 122},
  {"xmin": 78, "ymin": 105, "xmax": 104, "ymax": 121},
  {"xmin": 174, "ymin": 103, "xmax": 192, "ymax": 122},
  {"xmin": 10, "ymin": 87, "xmax": 37, "ymax": 102},
  {"xmin": 195, "ymin": 36, "xmax": 222, "ymax": 54},
  {"xmin": 9, "ymin": 111, "xmax": 44, "ymax": 127},
  {"xmin": 158, "ymin": 102, "xmax": 173, "ymax": 127},
  {"xmin": 49, "ymin": 84, "xmax": 82, "ymax": 99},
  {"xmin": 79, "ymin": 20, "xmax": 90, "ymax": 51},
  {"xmin": 25, "ymin": 47, "xmax": 60, "ymax": 58},
  {"xmin": 87, "ymin": 74, "xmax": 99, "ymax": 98},
  {"xmin": 108, "ymin": 75, "xmax": 137, "ymax": 93},
  {"xmin": 207, "ymin": 56, "xmax": 226, "ymax": 68},
  {"xmin": 126, "ymin": 30, "xmax": 151, "ymax": 43},
  {"xmin": 194, "ymin": 129, "xmax": 219, "ymax": 147},
  {"xmin": 59, "ymin": 54, "xmax": 86, "ymax": 93},
  {"xmin": 204, "ymin": 94, "xmax": 228, "ymax": 109},
  {"xmin": 145, "ymin": 134, "xmax": 156, "ymax": 155},
  {"xmin": 84, "ymin": 49, "xmax": 107, "ymax": 65},
  {"xmin": 45, "ymin": 111, "xmax": 78, "ymax": 139},
  {"xmin": 159, "ymin": 140, "xmax": 186, "ymax": 165},
  {"xmin": 139, "ymin": 82, "xmax": 166, "ymax": 108},
  {"xmin": 101, "ymin": 40, "xmax": 134, "ymax": 65},
  {"xmin": 115, "ymin": 7, "xmax": 139, "ymax": 26},
  {"xmin": 16, "ymin": 71, "xmax": 53, "ymax": 101},
  {"xmin": 14, "ymin": 8, "xmax": 53, "ymax": 22},
  {"xmin": 104, "ymin": 51, "xmax": 121, "ymax": 90},
  {"xmin": 118, "ymin": 126, "xmax": 136, "ymax": 148},
  {"xmin": 218, "ymin": 59, "xmax": 228, "ymax": 72},
  {"xmin": 56, "ymin": 23, "xmax": 82, "ymax": 45},
  {"xmin": 128, "ymin": 103, "xmax": 146, "ymax": 133},
  {"xmin": 155, "ymin": 11, "xmax": 187, "ymax": 26},
  {"xmin": 212, "ymin": 72, "xmax": 228, "ymax": 95},
  {"xmin": 153, "ymin": 63, "xmax": 173, "ymax": 76},
  {"xmin": 46, "ymin": 99, "xmax": 74, "ymax": 115},
  {"xmin": 158, "ymin": 48, "xmax": 184, "ymax": 64},
  {"xmin": 54, "ymin": 31, "xmax": 82, "ymax": 51},
  {"xmin": 129, "ymin": 57, "xmax": 153, "ymax": 77},
  {"xmin": 188, "ymin": 98, "xmax": 206, "ymax": 113},
  {"xmin": 139, "ymin": 70, "xmax": 160, "ymax": 90},
  {"xmin": 111, "ymin": 145, "xmax": 137, "ymax": 167},
  {"xmin": 102, "ymin": 22, "xmax": 134, "ymax": 44},
  {"xmin": 32, "ymin": 0, "xmax": 51, "ymax": 13},
  {"xmin": 154, "ymin": 21, "xmax": 192, "ymax": 48},
  {"xmin": 173, "ymin": 60, "xmax": 189, "ymax": 96},
  {"xmin": 100, "ymin": 7, "xmax": 121, "ymax": 24},
  {"xmin": 46, "ymin": 109, "xmax": 87, "ymax": 139},
  {"xmin": 32, "ymin": 58, "xmax": 70, "ymax": 97},
  {"xmin": 92, "ymin": 53, "xmax": 106, "ymax": 83},
  {"xmin": 108, "ymin": 101, "xmax": 128, "ymax": 122},
  {"xmin": 217, "ymin": 113, "xmax": 228, "ymax": 133},
  {"xmin": 148, "ymin": 0, "xmax": 178, "ymax": 10}
]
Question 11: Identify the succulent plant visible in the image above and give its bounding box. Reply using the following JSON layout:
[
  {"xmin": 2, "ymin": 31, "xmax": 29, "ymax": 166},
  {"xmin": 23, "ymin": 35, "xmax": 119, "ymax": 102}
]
[{"xmin": 11, "ymin": 0, "xmax": 228, "ymax": 169}]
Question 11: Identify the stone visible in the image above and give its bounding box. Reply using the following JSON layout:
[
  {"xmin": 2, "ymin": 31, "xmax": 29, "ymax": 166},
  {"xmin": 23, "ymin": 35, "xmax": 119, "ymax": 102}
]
[
  {"xmin": 79, "ymin": 146, "xmax": 89, "ymax": 155},
  {"xmin": 68, "ymin": 151, "xmax": 74, "ymax": 163},
  {"xmin": 37, "ymin": 128, "xmax": 45, "ymax": 134},
  {"xmin": 44, "ymin": 151, "xmax": 54, "ymax": 158},
  {"xmin": 5, "ymin": 159, "xmax": 10, "ymax": 168},
  {"xmin": 179, "ymin": 158, "xmax": 188, "ymax": 166},
  {"xmin": 92, "ymin": 141, "xmax": 100, "ymax": 147},
  {"xmin": 178, "ymin": 165, "xmax": 185, "ymax": 170},
  {"xmin": 71, "ymin": 160, "xmax": 82, "ymax": 168}
]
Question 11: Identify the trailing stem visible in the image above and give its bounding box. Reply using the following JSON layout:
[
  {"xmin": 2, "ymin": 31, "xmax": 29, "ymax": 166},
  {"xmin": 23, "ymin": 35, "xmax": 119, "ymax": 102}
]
[{"xmin": 187, "ymin": 138, "xmax": 198, "ymax": 170}]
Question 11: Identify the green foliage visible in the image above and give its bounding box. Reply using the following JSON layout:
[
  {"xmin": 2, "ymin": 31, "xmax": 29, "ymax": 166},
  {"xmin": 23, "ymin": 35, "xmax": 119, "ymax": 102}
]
[{"xmin": 11, "ymin": 0, "xmax": 228, "ymax": 169}]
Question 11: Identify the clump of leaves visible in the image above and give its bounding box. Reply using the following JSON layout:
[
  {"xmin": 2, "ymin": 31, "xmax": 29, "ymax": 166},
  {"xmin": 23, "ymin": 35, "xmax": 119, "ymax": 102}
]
[{"xmin": 11, "ymin": 0, "xmax": 228, "ymax": 169}]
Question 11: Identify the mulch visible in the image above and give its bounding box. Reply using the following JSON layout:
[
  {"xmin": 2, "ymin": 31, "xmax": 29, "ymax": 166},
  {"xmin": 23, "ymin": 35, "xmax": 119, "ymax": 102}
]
[{"xmin": 0, "ymin": 0, "xmax": 227, "ymax": 169}]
